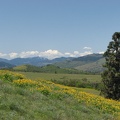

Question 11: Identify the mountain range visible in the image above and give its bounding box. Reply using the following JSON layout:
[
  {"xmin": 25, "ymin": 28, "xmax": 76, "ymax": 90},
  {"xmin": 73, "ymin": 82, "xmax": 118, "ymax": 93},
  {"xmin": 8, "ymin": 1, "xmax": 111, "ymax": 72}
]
[
  {"xmin": 0, "ymin": 57, "xmax": 72, "ymax": 66},
  {"xmin": 0, "ymin": 54, "xmax": 105, "ymax": 73}
]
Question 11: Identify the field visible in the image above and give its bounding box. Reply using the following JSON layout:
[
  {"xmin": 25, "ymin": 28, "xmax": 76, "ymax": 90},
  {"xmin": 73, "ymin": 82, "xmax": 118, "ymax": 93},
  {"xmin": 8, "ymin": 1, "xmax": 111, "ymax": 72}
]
[
  {"xmin": 20, "ymin": 72, "xmax": 102, "ymax": 93},
  {"xmin": 0, "ymin": 70, "xmax": 120, "ymax": 120},
  {"xmin": 20, "ymin": 72, "xmax": 101, "ymax": 81}
]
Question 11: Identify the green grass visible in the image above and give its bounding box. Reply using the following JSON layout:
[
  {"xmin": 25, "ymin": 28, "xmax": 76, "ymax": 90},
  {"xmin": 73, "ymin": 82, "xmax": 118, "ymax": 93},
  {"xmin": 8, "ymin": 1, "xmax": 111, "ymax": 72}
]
[
  {"xmin": 16, "ymin": 72, "xmax": 102, "ymax": 95},
  {"xmin": 78, "ymin": 88, "xmax": 100, "ymax": 95},
  {"xmin": 0, "ymin": 70, "xmax": 119, "ymax": 120},
  {"xmin": 20, "ymin": 72, "xmax": 101, "ymax": 82},
  {"xmin": 20, "ymin": 72, "xmax": 102, "ymax": 90},
  {"xmin": 13, "ymin": 65, "xmax": 27, "ymax": 71},
  {"xmin": 0, "ymin": 80, "xmax": 115, "ymax": 120},
  {"xmin": 13, "ymin": 64, "xmax": 84, "ymax": 74}
]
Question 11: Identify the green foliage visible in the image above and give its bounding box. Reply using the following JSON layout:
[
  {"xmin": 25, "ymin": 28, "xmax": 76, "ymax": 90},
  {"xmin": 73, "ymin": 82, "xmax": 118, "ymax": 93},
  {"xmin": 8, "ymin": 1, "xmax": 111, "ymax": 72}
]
[
  {"xmin": 101, "ymin": 32, "xmax": 120, "ymax": 100},
  {"xmin": 40, "ymin": 89, "xmax": 50, "ymax": 96},
  {"xmin": 13, "ymin": 64, "xmax": 85, "ymax": 74},
  {"xmin": 51, "ymin": 78, "xmax": 102, "ymax": 90},
  {"xmin": 21, "ymin": 72, "xmax": 102, "ymax": 90},
  {"xmin": 0, "ymin": 70, "xmax": 25, "ymax": 82},
  {"xmin": 13, "ymin": 65, "xmax": 27, "ymax": 71},
  {"xmin": 2, "ymin": 73, "xmax": 13, "ymax": 82}
]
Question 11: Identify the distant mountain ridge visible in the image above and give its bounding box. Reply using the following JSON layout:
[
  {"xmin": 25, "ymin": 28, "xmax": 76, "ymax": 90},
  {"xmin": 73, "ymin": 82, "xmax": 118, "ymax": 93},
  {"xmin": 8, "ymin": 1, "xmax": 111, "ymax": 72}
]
[
  {"xmin": 0, "ymin": 61, "xmax": 15, "ymax": 68},
  {"xmin": 0, "ymin": 54, "xmax": 105, "ymax": 73},
  {"xmin": 72, "ymin": 53, "xmax": 103, "ymax": 62},
  {"xmin": 54, "ymin": 54, "xmax": 105, "ymax": 73},
  {"xmin": 0, "ymin": 56, "xmax": 73, "ymax": 67},
  {"xmin": 9, "ymin": 57, "xmax": 49, "ymax": 66}
]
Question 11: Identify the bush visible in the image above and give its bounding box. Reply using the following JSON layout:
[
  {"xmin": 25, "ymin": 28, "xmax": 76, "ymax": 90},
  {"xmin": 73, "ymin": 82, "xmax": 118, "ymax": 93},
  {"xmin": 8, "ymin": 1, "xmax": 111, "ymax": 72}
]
[
  {"xmin": 41, "ymin": 89, "xmax": 50, "ymax": 96},
  {"xmin": 50, "ymin": 78, "xmax": 102, "ymax": 90},
  {"xmin": 0, "ymin": 70, "xmax": 25, "ymax": 82}
]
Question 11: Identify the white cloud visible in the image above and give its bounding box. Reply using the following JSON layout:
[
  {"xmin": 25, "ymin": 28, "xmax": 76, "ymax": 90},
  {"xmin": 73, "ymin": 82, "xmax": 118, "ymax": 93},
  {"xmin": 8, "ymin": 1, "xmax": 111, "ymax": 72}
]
[
  {"xmin": 0, "ymin": 48, "xmax": 96, "ymax": 60},
  {"xmin": 74, "ymin": 51, "xmax": 79, "ymax": 55},
  {"xmin": 81, "ymin": 46, "xmax": 93, "ymax": 56},
  {"xmin": 39, "ymin": 49, "xmax": 63, "ymax": 59},
  {"xmin": 83, "ymin": 47, "xmax": 92, "ymax": 50},
  {"xmin": 80, "ymin": 51, "xmax": 93, "ymax": 56},
  {"xmin": 0, "ymin": 53, "xmax": 7, "ymax": 58},
  {"xmin": 9, "ymin": 52, "xmax": 18, "ymax": 59},
  {"xmin": 64, "ymin": 51, "xmax": 81, "ymax": 57},
  {"xmin": 65, "ymin": 52, "xmax": 73, "ymax": 56},
  {"xmin": 19, "ymin": 51, "xmax": 39, "ymax": 58}
]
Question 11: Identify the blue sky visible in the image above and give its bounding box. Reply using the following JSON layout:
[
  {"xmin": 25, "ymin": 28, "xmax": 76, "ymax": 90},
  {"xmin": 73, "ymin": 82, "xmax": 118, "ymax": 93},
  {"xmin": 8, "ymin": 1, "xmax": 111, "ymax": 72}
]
[{"xmin": 0, "ymin": 0, "xmax": 120, "ymax": 59}]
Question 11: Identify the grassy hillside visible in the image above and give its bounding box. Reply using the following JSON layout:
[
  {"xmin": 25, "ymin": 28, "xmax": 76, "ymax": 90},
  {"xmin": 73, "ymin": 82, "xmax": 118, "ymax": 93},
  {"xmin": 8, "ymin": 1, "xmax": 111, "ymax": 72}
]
[
  {"xmin": 13, "ymin": 64, "xmax": 84, "ymax": 74},
  {"xmin": 54, "ymin": 54, "xmax": 105, "ymax": 73},
  {"xmin": 75, "ymin": 58, "xmax": 105, "ymax": 73},
  {"xmin": 13, "ymin": 64, "xmax": 28, "ymax": 71},
  {"xmin": 54, "ymin": 60, "xmax": 87, "ymax": 68},
  {"xmin": 72, "ymin": 53, "xmax": 103, "ymax": 61},
  {"xmin": 38, "ymin": 64, "xmax": 84, "ymax": 74},
  {"xmin": 0, "ymin": 70, "xmax": 120, "ymax": 120}
]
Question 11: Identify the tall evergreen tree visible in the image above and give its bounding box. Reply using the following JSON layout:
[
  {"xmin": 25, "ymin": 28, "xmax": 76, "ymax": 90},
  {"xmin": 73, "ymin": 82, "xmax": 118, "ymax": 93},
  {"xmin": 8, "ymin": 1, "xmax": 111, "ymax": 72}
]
[{"xmin": 101, "ymin": 32, "xmax": 120, "ymax": 100}]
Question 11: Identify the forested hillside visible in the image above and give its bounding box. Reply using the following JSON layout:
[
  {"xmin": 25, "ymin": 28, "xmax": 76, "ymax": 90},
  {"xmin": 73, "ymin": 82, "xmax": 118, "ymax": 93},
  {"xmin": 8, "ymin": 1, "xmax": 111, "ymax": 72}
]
[{"xmin": 13, "ymin": 64, "xmax": 84, "ymax": 74}]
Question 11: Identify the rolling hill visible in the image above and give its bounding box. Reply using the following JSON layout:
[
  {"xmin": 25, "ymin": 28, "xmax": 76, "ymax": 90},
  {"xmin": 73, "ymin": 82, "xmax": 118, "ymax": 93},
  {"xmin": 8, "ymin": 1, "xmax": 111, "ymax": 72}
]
[
  {"xmin": 75, "ymin": 58, "xmax": 105, "ymax": 73},
  {"xmin": 0, "ymin": 61, "xmax": 15, "ymax": 69},
  {"xmin": 13, "ymin": 64, "xmax": 83, "ymax": 74},
  {"xmin": 54, "ymin": 54, "xmax": 105, "ymax": 73}
]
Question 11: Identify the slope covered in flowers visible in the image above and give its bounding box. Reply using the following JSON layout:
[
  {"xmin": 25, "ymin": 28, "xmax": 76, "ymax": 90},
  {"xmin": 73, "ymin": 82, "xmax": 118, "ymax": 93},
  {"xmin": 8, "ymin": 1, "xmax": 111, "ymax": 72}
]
[
  {"xmin": 0, "ymin": 70, "xmax": 120, "ymax": 119},
  {"xmin": 13, "ymin": 78, "xmax": 120, "ymax": 115}
]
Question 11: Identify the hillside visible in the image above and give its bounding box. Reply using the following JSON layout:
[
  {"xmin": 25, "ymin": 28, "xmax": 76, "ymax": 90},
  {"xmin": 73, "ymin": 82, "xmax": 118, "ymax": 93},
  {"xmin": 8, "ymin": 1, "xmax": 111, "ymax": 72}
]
[
  {"xmin": 54, "ymin": 60, "xmax": 86, "ymax": 68},
  {"xmin": 54, "ymin": 54, "xmax": 104, "ymax": 73},
  {"xmin": 9, "ymin": 57, "xmax": 50, "ymax": 66},
  {"xmin": 0, "ymin": 58, "xmax": 9, "ymax": 63},
  {"xmin": 0, "ymin": 57, "xmax": 73, "ymax": 66},
  {"xmin": 72, "ymin": 53, "xmax": 103, "ymax": 61},
  {"xmin": 0, "ymin": 61, "xmax": 15, "ymax": 69},
  {"xmin": 0, "ymin": 70, "xmax": 119, "ymax": 120},
  {"xmin": 75, "ymin": 58, "xmax": 105, "ymax": 73},
  {"xmin": 13, "ymin": 64, "xmax": 83, "ymax": 74},
  {"xmin": 0, "ymin": 54, "xmax": 105, "ymax": 73}
]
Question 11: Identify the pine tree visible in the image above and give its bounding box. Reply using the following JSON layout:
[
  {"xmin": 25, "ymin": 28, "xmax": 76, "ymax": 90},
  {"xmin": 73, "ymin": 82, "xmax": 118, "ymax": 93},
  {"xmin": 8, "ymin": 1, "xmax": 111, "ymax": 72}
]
[{"xmin": 101, "ymin": 32, "xmax": 120, "ymax": 100}]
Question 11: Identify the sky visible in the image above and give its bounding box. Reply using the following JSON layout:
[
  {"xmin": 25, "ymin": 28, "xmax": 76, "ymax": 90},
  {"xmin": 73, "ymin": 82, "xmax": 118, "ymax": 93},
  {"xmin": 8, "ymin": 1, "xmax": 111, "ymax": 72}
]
[{"xmin": 0, "ymin": 0, "xmax": 120, "ymax": 59}]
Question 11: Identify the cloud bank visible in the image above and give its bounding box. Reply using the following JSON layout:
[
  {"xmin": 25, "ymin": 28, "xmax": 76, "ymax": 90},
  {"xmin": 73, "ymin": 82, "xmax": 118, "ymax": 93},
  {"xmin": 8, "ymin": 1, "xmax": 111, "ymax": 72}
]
[{"xmin": 0, "ymin": 47, "xmax": 104, "ymax": 60}]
